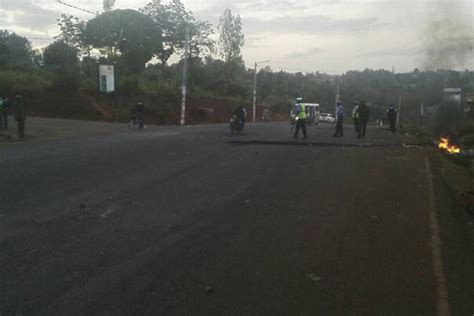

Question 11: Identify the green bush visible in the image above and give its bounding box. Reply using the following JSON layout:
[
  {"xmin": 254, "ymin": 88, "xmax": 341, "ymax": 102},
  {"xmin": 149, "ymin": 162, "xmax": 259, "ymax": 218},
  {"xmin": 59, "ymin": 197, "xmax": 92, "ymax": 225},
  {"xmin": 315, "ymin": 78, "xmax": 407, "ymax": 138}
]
[
  {"xmin": 118, "ymin": 75, "xmax": 139, "ymax": 95},
  {"xmin": 0, "ymin": 70, "xmax": 53, "ymax": 94},
  {"xmin": 80, "ymin": 77, "xmax": 97, "ymax": 93},
  {"xmin": 137, "ymin": 79, "xmax": 178, "ymax": 97}
]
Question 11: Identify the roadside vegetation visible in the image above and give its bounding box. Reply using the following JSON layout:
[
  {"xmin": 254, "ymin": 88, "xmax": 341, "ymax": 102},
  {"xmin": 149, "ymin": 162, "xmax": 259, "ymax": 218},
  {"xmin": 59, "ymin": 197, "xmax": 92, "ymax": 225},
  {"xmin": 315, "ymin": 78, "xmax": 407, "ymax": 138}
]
[{"xmin": 0, "ymin": 0, "xmax": 473, "ymax": 131}]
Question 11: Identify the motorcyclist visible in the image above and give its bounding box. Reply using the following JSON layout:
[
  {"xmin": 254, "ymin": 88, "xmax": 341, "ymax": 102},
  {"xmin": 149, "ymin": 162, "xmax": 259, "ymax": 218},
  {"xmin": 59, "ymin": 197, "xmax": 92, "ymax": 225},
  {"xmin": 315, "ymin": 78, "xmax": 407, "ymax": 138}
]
[
  {"xmin": 135, "ymin": 102, "xmax": 145, "ymax": 129},
  {"xmin": 233, "ymin": 105, "xmax": 246, "ymax": 131}
]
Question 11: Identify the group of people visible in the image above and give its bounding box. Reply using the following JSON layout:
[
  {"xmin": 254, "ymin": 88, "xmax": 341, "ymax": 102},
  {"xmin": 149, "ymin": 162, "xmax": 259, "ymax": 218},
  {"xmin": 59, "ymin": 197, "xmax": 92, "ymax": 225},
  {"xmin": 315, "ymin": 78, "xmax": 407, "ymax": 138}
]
[
  {"xmin": 334, "ymin": 100, "xmax": 371, "ymax": 138},
  {"xmin": 349, "ymin": 101, "xmax": 371, "ymax": 138},
  {"xmin": 292, "ymin": 97, "xmax": 399, "ymax": 140},
  {"xmin": 0, "ymin": 95, "xmax": 26, "ymax": 138}
]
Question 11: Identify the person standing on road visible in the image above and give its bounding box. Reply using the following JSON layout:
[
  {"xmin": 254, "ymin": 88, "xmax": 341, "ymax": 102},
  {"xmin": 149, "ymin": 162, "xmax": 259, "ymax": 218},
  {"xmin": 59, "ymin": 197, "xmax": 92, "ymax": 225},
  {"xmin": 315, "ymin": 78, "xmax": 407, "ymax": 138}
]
[
  {"xmin": 358, "ymin": 100, "xmax": 370, "ymax": 138},
  {"xmin": 136, "ymin": 102, "xmax": 145, "ymax": 130},
  {"xmin": 293, "ymin": 97, "xmax": 307, "ymax": 139},
  {"xmin": 334, "ymin": 101, "xmax": 344, "ymax": 137},
  {"xmin": 387, "ymin": 104, "xmax": 397, "ymax": 134},
  {"xmin": 242, "ymin": 106, "xmax": 247, "ymax": 130},
  {"xmin": 352, "ymin": 101, "xmax": 360, "ymax": 134},
  {"xmin": 233, "ymin": 105, "xmax": 246, "ymax": 132},
  {"xmin": 14, "ymin": 95, "xmax": 26, "ymax": 138}
]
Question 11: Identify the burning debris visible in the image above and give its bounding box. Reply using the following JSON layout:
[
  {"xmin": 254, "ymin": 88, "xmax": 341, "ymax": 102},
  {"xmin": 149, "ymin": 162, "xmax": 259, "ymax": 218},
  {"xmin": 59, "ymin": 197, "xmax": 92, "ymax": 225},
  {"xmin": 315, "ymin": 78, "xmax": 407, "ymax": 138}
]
[{"xmin": 438, "ymin": 137, "xmax": 461, "ymax": 154}]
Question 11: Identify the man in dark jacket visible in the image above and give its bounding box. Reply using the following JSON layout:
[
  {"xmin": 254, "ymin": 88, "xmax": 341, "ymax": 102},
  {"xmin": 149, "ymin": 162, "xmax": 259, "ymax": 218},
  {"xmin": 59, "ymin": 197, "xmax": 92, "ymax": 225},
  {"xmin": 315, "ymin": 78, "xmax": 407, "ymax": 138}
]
[
  {"xmin": 333, "ymin": 101, "xmax": 344, "ymax": 137},
  {"xmin": 358, "ymin": 100, "xmax": 370, "ymax": 138},
  {"xmin": 233, "ymin": 105, "xmax": 246, "ymax": 131},
  {"xmin": 135, "ymin": 102, "xmax": 145, "ymax": 129},
  {"xmin": 14, "ymin": 95, "xmax": 26, "ymax": 138},
  {"xmin": 387, "ymin": 104, "xmax": 397, "ymax": 134}
]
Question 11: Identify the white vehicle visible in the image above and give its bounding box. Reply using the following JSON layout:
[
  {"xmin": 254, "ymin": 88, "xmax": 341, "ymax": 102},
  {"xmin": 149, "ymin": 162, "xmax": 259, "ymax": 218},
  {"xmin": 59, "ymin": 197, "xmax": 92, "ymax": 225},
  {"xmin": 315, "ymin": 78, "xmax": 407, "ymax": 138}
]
[
  {"xmin": 319, "ymin": 113, "xmax": 335, "ymax": 123},
  {"xmin": 302, "ymin": 103, "xmax": 320, "ymax": 125},
  {"xmin": 290, "ymin": 103, "xmax": 320, "ymax": 125}
]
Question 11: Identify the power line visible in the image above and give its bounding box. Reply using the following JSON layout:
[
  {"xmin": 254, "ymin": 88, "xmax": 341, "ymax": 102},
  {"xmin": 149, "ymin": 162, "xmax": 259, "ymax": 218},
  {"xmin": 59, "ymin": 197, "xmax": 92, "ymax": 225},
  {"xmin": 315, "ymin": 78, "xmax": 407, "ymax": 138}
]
[
  {"xmin": 56, "ymin": 0, "xmax": 98, "ymax": 15},
  {"xmin": 26, "ymin": 37, "xmax": 53, "ymax": 40}
]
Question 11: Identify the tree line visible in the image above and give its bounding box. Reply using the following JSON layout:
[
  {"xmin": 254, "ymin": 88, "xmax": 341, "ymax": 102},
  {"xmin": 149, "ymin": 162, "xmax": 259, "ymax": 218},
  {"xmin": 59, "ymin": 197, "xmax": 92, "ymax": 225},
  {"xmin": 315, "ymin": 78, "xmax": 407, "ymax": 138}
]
[{"xmin": 0, "ymin": 0, "xmax": 473, "ymax": 124}]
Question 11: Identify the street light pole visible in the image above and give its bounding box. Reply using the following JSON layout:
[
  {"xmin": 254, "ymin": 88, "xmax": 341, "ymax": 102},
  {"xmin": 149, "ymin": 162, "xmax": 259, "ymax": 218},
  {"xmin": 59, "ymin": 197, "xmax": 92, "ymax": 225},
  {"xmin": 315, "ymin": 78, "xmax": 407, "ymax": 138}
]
[
  {"xmin": 180, "ymin": 27, "xmax": 190, "ymax": 126},
  {"xmin": 252, "ymin": 60, "xmax": 270, "ymax": 123},
  {"xmin": 253, "ymin": 62, "xmax": 257, "ymax": 123}
]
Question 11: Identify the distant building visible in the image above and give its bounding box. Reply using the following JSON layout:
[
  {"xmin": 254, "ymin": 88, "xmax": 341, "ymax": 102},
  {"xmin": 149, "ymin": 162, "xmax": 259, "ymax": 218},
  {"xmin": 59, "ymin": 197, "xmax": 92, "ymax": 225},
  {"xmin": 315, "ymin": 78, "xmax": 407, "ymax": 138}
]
[
  {"xmin": 443, "ymin": 88, "xmax": 462, "ymax": 108},
  {"xmin": 464, "ymin": 94, "xmax": 474, "ymax": 118}
]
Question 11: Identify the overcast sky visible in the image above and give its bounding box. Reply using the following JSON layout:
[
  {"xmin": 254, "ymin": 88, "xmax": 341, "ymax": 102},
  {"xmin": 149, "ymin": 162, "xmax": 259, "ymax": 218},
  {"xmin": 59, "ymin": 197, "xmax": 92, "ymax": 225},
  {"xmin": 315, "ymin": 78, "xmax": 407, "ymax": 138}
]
[{"xmin": 1, "ymin": 0, "xmax": 473, "ymax": 73}]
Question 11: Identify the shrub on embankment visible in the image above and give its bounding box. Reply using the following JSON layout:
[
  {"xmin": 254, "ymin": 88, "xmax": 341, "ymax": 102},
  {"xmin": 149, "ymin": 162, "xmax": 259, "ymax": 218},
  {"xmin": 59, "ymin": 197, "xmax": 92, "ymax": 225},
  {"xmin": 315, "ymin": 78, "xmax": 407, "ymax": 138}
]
[{"xmin": 0, "ymin": 70, "xmax": 53, "ymax": 95}]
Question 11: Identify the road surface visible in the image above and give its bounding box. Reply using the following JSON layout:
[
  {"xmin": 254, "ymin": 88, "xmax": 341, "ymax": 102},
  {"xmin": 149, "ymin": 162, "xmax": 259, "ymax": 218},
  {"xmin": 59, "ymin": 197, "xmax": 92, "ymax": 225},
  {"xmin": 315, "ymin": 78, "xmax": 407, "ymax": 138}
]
[{"xmin": 1, "ymin": 119, "xmax": 473, "ymax": 315}]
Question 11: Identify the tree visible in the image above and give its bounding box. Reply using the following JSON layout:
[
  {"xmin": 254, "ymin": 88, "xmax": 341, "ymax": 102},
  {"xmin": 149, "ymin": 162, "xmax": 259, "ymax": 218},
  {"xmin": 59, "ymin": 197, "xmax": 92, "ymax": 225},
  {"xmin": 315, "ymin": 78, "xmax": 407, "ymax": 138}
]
[
  {"xmin": 43, "ymin": 40, "xmax": 80, "ymax": 88},
  {"xmin": 0, "ymin": 30, "xmax": 33, "ymax": 69},
  {"xmin": 55, "ymin": 14, "xmax": 89, "ymax": 56},
  {"xmin": 187, "ymin": 20, "xmax": 214, "ymax": 59},
  {"xmin": 0, "ymin": 41, "xmax": 10, "ymax": 68},
  {"xmin": 83, "ymin": 9, "xmax": 162, "ymax": 73},
  {"xmin": 103, "ymin": 0, "xmax": 116, "ymax": 12},
  {"xmin": 141, "ymin": 0, "xmax": 213, "ymax": 68},
  {"xmin": 217, "ymin": 9, "xmax": 245, "ymax": 95},
  {"xmin": 218, "ymin": 9, "xmax": 245, "ymax": 63},
  {"xmin": 44, "ymin": 41, "xmax": 78, "ymax": 70}
]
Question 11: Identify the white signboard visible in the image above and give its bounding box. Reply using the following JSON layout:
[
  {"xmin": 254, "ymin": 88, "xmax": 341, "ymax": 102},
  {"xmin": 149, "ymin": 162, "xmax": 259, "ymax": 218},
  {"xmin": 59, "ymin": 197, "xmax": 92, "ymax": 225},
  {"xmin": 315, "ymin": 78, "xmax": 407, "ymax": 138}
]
[{"xmin": 99, "ymin": 65, "xmax": 115, "ymax": 93}]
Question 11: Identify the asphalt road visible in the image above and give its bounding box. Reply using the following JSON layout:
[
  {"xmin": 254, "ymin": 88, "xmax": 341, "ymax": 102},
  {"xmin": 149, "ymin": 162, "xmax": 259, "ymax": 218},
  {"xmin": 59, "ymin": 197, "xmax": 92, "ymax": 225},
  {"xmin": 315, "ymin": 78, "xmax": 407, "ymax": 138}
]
[{"xmin": 1, "ymin": 120, "xmax": 473, "ymax": 315}]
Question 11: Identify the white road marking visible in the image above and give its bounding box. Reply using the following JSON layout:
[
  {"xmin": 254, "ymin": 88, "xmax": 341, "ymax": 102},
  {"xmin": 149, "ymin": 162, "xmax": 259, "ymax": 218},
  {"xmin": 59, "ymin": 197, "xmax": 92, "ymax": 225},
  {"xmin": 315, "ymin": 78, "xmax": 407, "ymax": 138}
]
[{"xmin": 425, "ymin": 158, "xmax": 452, "ymax": 316}]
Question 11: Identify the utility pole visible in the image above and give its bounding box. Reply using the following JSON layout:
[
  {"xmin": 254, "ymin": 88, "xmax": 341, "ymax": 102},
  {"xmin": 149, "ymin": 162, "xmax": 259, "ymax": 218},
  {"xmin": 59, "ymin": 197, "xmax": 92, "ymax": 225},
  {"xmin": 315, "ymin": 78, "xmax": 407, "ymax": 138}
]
[
  {"xmin": 252, "ymin": 60, "xmax": 270, "ymax": 123},
  {"xmin": 180, "ymin": 27, "xmax": 190, "ymax": 126},
  {"xmin": 420, "ymin": 103, "xmax": 424, "ymax": 127},
  {"xmin": 397, "ymin": 95, "xmax": 402, "ymax": 126},
  {"xmin": 253, "ymin": 62, "xmax": 257, "ymax": 123}
]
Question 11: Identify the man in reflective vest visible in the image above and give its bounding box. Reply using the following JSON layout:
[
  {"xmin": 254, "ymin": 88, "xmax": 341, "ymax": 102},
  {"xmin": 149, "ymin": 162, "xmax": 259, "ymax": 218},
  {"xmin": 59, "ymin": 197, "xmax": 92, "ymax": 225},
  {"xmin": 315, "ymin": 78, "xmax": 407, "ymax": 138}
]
[
  {"xmin": 293, "ymin": 97, "xmax": 307, "ymax": 139},
  {"xmin": 352, "ymin": 101, "xmax": 360, "ymax": 134}
]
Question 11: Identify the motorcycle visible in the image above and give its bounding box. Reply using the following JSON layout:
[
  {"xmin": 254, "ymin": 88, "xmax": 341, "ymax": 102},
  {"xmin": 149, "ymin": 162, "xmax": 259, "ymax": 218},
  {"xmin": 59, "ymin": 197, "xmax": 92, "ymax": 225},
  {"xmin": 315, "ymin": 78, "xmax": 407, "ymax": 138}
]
[
  {"xmin": 129, "ymin": 113, "xmax": 145, "ymax": 130},
  {"xmin": 136, "ymin": 112, "xmax": 144, "ymax": 130},
  {"xmin": 229, "ymin": 115, "xmax": 242, "ymax": 135}
]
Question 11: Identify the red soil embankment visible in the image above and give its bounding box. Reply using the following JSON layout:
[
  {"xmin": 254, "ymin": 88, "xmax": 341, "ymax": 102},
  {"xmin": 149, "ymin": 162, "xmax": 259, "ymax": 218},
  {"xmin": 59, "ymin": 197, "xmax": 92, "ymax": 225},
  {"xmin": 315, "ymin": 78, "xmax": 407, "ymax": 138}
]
[{"xmin": 25, "ymin": 91, "xmax": 288, "ymax": 125}]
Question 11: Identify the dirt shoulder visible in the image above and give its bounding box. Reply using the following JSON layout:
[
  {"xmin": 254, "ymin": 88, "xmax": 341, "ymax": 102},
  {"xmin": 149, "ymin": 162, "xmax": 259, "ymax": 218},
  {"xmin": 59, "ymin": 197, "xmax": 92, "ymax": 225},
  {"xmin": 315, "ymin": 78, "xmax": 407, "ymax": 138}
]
[
  {"xmin": 434, "ymin": 153, "xmax": 474, "ymax": 217},
  {"xmin": 0, "ymin": 116, "xmax": 128, "ymax": 145}
]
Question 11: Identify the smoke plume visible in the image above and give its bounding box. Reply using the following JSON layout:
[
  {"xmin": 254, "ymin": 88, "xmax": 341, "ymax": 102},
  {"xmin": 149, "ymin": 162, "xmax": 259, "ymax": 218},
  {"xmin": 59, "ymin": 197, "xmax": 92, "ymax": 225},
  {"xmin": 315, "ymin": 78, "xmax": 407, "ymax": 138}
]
[{"xmin": 421, "ymin": 0, "xmax": 474, "ymax": 70}]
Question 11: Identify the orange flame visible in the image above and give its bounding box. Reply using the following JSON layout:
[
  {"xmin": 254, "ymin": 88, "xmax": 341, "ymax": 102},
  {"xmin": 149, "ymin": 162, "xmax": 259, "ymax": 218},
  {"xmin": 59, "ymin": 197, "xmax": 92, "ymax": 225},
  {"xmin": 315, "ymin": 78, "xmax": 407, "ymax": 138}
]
[{"xmin": 438, "ymin": 137, "xmax": 461, "ymax": 154}]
